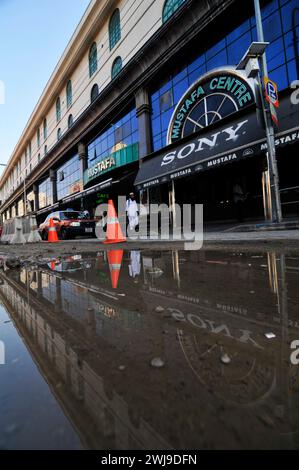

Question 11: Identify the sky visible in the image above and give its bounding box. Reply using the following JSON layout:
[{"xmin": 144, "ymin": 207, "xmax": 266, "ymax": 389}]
[{"xmin": 0, "ymin": 0, "xmax": 91, "ymax": 175}]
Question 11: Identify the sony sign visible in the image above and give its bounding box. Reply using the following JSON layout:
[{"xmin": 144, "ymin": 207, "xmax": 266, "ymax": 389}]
[{"xmin": 161, "ymin": 120, "xmax": 248, "ymax": 167}]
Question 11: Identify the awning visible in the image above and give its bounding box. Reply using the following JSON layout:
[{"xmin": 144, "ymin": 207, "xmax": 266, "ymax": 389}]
[
  {"xmin": 135, "ymin": 96, "xmax": 299, "ymax": 190},
  {"xmin": 61, "ymin": 170, "xmax": 137, "ymax": 204},
  {"xmin": 135, "ymin": 107, "xmax": 266, "ymax": 189},
  {"xmin": 61, "ymin": 178, "xmax": 114, "ymax": 204}
]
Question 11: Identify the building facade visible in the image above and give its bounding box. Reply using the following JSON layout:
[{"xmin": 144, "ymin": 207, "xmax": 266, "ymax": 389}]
[{"xmin": 0, "ymin": 0, "xmax": 299, "ymax": 224}]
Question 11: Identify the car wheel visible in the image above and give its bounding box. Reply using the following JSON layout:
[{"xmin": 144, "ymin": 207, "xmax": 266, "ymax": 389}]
[{"xmin": 60, "ymin": 228, "xmax": 68, "ymax": 240}]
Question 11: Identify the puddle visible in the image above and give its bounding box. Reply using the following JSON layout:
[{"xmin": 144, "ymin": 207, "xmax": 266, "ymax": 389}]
[{"xmin": 0, "ymin": 249, "xmax": 299, "ymax": 449}]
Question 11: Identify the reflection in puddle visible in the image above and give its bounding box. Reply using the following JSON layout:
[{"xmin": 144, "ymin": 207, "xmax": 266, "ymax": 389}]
[{"xmin": 0, "ymin": 249, "xmax": 299, "ymax": 449}]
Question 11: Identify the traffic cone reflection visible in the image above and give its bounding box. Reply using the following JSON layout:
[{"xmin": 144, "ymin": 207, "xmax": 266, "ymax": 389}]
[
  {"xmin": 103, "ymin": 199, "xmax": 126, "ymax": 244},
  {"xmin": 48, "ymin": 218, "xmax": 59, "ymax": 243},
  {"xmin": 107, "ymin": 250, "xmax": 123, "ymax": 289}
]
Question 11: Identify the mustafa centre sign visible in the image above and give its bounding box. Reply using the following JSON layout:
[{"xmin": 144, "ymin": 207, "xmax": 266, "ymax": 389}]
[
  {"xmin": 167, "ymin": 69, "xmax": 255, "ymax": 144},
  {"xmin": 135, "ymin": 67, "xmax": 299, "ymax": 190}
]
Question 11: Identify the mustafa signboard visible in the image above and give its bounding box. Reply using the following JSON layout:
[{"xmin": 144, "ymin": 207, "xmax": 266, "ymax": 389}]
[{"xmin": 167, "ymin": 68, "xmax": 256, "ymax": 144}]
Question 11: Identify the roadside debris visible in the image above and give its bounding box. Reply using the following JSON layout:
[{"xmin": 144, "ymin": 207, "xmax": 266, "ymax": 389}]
[
  {"xmin": 0, "ymin": 255, "xmax": 21, "ymax": 270},
  {"xmin": 155, "ymin": 306, "xmax": 165, "ymax": 313},
  {"xmin": 265, "ymin": 332, "xmax": 276, "ymax": 339},
  {"xmin": 220, "ymin": 353, "xmax": 231, "ymax": 365},
  {"xmin": 150, "ymin": 357, "xmax": 165, "ymax": 368}
]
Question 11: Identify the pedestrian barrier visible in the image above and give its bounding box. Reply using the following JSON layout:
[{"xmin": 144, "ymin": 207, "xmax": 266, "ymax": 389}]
[
  {"xmin": 0, "ymin": 215, "xmax": 42, "ymax": 244},
  {"xmin": 103, "ymin": 199, "xmax": 126, "ymax": 244},
  {"xmin": 27, "ymin": 216, "xmax": 42, "ymax": 243},
  {"xmin": 10, "ymin": 218, "xmax": 26, "ymax": 244}
]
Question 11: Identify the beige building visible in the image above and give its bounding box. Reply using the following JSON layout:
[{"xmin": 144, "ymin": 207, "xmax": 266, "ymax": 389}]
[{"xmin": 1, "ymin": 0, "xmax": 298, "ymax": 225}]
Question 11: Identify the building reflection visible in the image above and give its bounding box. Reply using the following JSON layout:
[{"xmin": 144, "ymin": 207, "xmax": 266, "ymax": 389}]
[{"xmin": 0, "ymin": 249, "xmax": 299, "ymax": 449}]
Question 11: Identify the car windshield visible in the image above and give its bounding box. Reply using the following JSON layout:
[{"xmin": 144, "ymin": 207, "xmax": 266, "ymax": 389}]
[{"xmin": 60, "ymin": 212, "xmax": 81, "ymax": 220}]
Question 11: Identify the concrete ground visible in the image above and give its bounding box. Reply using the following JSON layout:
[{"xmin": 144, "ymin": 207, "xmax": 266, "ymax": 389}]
[{"xmin": 1, "ymin": 228, "xmax": 299, "ymax": 260}]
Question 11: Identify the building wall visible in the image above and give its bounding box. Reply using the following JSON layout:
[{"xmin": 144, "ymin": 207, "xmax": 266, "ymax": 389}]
[
  {"xmin": 0, "ymin": 0, "xmax": 166, "ymax": 209},
  {"xmin": 1, "ymin": 0, "xmax": 299, "ymax": 219}
]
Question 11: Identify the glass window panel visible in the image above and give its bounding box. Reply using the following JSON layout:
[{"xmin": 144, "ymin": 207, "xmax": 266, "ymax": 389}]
[
  {"xmin": 267, "ymin": 37, "xmax": 285, "ymax": 69},
  {"xmin": 173, "ymin": 78, "xmax": 189, "ymax": 103},
  {"xmin": 206, "ymin": 49, "xmax": 228, "ymax": 70},
  {"xmin": 226, "ymin": 20, "xmax": 251, "ymax": 44},
  {"xmin": 262, "ymin": 0, "xmax": 279, "ymax": 18},
  {"xmin": 269, "ymin": 64, "xmax": 288, "ymax": 89},
  {"xmin": 206, "ymin": 39, "xmax": 226, "ymax": 60},
  {"xmin": 282, "ymin": 0, "xmax": 299, "ymax": 33},
  {"xmin": 263, "ymin": 11, "xmax": 282, "ymax": 42},
  {"xmin": 287, "ymin": 58, "xmax": 299, "ymax": 82},
  {"xmin": 227, "ymin": 32, "xmax": 252, "ymax": 64},
  {"xmin": 160, "ymin": 89, "xmax": 174, "ymax": 112}
]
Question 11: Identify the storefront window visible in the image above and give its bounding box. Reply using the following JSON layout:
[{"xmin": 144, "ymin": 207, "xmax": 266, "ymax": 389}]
[
  {"xmin": 17, "ymin": 199, "xmax": 25, "ymax": 217},
  {"xmin": 38, "ymin": 178, "xmax": 53, "ymax": 209},
  {"xmin": 151, "ymin": 0, "xmax": 299, "ymax": 151},
  {"xmin": 26, "ymin": 190, "xmax": 35, "ymax": 212},
  {"xmin": 57, "ymin": 155, "xmax": 81, "ymax": 200},
  {"xmin": 87, "ymin": 109, "xmax": 138, "ymax": 166}
]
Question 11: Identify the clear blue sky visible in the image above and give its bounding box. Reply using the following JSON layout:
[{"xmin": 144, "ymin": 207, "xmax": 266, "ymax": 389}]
[{"xmin": 0, "ymin": 0, "xmax": 90, "ymax": 175}]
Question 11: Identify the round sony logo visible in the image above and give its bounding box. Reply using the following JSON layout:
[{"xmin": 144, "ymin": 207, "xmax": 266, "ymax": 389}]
[{"xmin": 167, "ymin": 68, "xmax": 256, "ymax": 144}]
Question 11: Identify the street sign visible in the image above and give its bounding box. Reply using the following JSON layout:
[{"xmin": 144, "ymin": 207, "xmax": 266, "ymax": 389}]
[
  {"xmin": 264, "ymin": 77, "xmax": 279, "ymax": 108},
  {"xmin": 264, "ymin": 77, "xmax": 279, "ymax": 126},
  {"xmin": 269, "ymin": 102, "xmax": 278, "ymax": 126}
]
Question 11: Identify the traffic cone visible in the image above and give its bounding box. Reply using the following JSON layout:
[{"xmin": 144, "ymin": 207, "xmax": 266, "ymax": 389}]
[
  {"xmin": 50, "ymin": 260, "xmax": 56, "ymax": 270},
  {"xmin": 48, "ymin": 218, "xmax": 59, "ymax": 243},
  {"xmin": 103, "ymin": 199, "xmax": 126, "ymax": 244},
  {"xmin": 107, "ymin": 250, "xmax": 123, "ymax": 289}
]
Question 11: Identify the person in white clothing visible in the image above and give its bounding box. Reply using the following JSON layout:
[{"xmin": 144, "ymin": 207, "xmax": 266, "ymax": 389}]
[
  {"xmin": 129, "ymin": 250, "xmax": 141, "ymax": 282},
  {"xmin": 126, "ymin": 192, "xmax": 139, "ymax": 230}
]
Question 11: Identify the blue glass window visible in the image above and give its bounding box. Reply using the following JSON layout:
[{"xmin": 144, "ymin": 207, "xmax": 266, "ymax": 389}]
[
  {"xmin": 37, "ymin": 127, "xmax": 40, "ymax": 148},
  {"xmin": 162, "ymin": 0, "xmax": 186, "ymax": 23},
  {"xmin": 150, "ymin": 0, "xmax": 299, "ymax": 152},
  {"xmin": 68, "ymin": 114, "xmax": 73, "ymax": 129},
  {"xmin": 56, "ymin": 97, "xmax": 61, "ymax": 122},
  {"xmin": 227, "ymin": 32, "xmax": 252, "ymax": 64},
  {"xmin": 66, "ymin": 80, "xmax": 72, "ymax": 109},
  {"xmin": 38, "ymin": 178, "xmax": 52, "ymax": 208},
  {"xmin": 89, "ymin": 43, "xmax": 98, "ymax": 77},
  {"xmin": 87, "ymin": 109, "xmax": 138, "ymax": 166},
  {"xmin": 43, "ymin": 118, "xmax": 47, "ymax": 140},
  {"xmin": 282, "ymin": 0, "xmax": 299, "ymax": 34},
  {"xmin": 57, "ymin": 155, "xmax": 81, "ymax": 200},
  {"xmin": 91, "ymin": 83, "xmax": 99, "ymax": 103},
  {"xmin": 111, "ymin": 56, "xmax": 122, "ymax": 79},
  {"xmin": 109, "ymin": 9, "xmax": 121, "ymax": 50}
]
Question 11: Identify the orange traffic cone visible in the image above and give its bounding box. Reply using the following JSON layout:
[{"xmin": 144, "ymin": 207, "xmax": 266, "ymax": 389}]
[
  {"xmin": 107, "ymin": 250, "xmax": 123, "ymax": 289},
  {"xmin": 50, "ymin": 260, "xmax": 56, "ymax": 270},
  {"xmin": 103, "ymin": 199, "xmax": 126, "ymax": 244},
  {"xmin": 48, "ymin": 218, "xmax": 59, "ymax": 243}
]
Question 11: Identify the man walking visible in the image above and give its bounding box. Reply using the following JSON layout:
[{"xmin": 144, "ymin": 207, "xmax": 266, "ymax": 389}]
[{"xmin": 126, "ymin": 192, "xmax": 139, "ymax": 231}]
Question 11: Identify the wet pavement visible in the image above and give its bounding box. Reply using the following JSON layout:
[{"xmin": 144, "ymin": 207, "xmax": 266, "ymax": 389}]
[{"xmin": 0, "ymin": 248, "xmax": 299, "ymax": 449}]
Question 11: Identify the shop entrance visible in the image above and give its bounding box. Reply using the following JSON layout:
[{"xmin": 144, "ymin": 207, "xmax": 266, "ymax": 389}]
[
  {"xmin": 148, "ymin": 155, "xmax": 266, "ymax": 227},
  {"xmin": 278, "ymin": 143, "xmax": 299, "ymax": 219}
]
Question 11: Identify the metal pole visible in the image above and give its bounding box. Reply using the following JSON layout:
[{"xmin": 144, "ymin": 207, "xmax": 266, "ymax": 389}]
[{"xmin": 254, "ymin": 0, "xmax": 282, "ymax": 223}]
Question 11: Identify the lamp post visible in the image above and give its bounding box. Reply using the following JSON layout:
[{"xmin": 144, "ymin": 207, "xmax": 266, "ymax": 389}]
[
  {"xmin": 237, "ymin": 39, "xmax": 282, "ymax": 224},
  {"xmin": 253, "ymin": 0, "xmax": 282, "ymax": 223}
]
